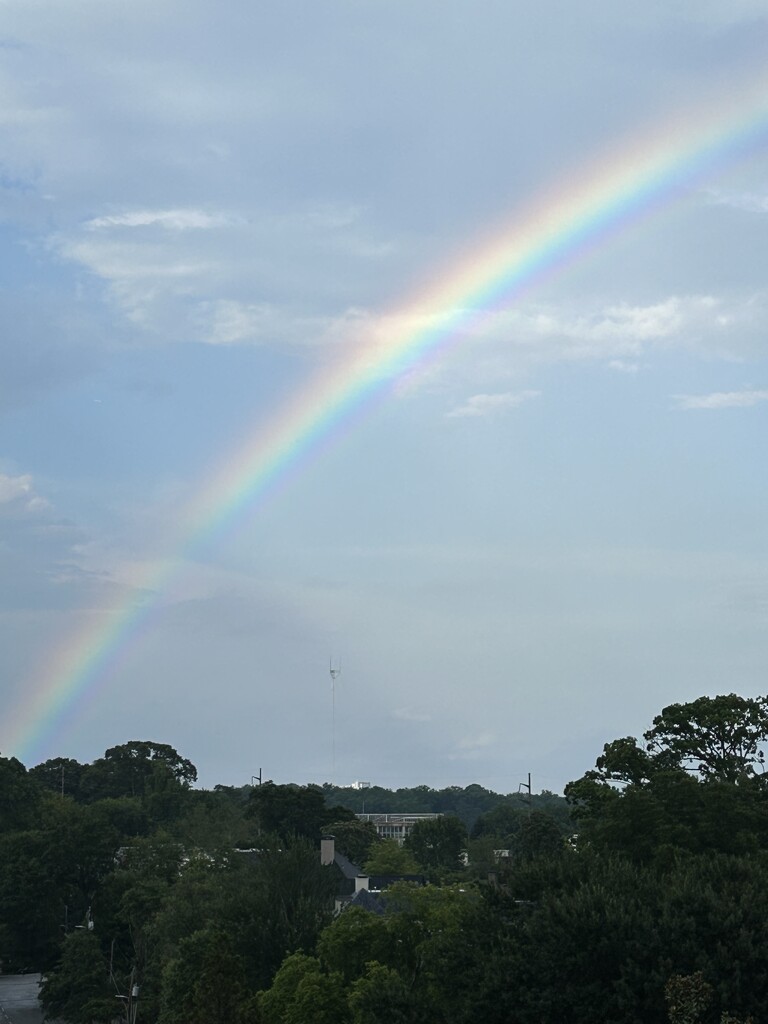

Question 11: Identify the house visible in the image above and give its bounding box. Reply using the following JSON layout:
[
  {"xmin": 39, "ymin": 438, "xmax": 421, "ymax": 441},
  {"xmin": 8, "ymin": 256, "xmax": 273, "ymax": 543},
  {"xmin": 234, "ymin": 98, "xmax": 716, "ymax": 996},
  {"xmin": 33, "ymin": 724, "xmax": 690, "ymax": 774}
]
[{"xmin": 321, "ymin": 835, "xmax": 425, "ymax": 914}]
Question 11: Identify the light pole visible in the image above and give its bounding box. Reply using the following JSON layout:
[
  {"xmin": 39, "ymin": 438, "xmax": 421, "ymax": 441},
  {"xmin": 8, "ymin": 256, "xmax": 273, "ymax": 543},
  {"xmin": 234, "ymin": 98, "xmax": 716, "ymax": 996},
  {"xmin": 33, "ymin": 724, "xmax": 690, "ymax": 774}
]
[{"xmin": 116, "ymin": 969, "xmax": 139, "ymax": 1024}]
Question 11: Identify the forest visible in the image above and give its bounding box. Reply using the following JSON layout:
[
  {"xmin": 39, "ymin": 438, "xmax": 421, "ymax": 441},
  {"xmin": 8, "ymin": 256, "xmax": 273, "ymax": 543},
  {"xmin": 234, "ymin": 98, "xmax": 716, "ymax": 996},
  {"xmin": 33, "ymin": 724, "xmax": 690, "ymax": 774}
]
[{"xmin": 1, "ymin": 694, "xmax": 767, "ymax": 1023}]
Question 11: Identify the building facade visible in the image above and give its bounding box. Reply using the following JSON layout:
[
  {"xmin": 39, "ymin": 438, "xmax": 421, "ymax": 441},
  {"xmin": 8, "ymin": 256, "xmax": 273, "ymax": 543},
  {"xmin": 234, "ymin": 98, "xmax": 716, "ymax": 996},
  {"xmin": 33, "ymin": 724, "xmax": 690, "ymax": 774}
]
[{"xmin": 355, "ymin": 812, "xmax": 441, "ymax": 845}]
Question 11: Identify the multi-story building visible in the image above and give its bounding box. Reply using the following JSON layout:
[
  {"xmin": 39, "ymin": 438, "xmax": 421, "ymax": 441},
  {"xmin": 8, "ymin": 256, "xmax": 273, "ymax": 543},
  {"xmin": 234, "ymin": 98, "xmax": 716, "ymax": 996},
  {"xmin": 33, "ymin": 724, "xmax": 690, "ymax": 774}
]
[{"xmin": 356, "ymin": 812, "xmax": 441, "ymax": 845}]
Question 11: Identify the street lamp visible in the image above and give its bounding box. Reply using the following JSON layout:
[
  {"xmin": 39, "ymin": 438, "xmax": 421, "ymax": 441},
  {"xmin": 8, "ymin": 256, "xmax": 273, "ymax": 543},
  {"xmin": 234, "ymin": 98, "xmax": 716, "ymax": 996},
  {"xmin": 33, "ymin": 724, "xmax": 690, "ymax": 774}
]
[{"xmin": 116, "ymin": 971, "xmax": 139, "ymax": 1024}]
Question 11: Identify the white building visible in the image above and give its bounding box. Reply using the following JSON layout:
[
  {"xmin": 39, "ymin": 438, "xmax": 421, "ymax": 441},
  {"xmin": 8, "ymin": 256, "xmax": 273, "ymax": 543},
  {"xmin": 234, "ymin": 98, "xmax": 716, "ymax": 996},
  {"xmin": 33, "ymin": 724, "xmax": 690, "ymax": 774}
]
[{"xmin": 356, "ymin": 812, "xmax": 441, "ymax": 845}]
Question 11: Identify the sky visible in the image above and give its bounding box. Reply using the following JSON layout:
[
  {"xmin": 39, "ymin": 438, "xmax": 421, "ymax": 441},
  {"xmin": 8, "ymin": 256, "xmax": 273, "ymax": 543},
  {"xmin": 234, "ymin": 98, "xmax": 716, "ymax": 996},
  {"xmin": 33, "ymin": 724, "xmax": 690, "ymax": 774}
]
[{"xmin": 2, "ymin": 1, "xmax": 768, "ymax": 795}]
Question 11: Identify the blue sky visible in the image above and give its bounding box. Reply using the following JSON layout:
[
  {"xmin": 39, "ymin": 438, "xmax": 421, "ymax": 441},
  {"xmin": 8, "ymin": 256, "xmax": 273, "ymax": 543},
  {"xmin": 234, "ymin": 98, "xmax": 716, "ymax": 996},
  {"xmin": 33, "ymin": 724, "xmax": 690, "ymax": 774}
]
[{"xmin": 2, "ymin": 1, "xmax": 768, "ymax": 792}]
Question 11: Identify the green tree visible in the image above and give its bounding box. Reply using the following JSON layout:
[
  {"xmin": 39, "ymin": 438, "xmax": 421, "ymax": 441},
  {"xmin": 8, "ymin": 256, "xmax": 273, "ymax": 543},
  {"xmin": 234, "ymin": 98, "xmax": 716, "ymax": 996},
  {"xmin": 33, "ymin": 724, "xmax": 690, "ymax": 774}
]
[
  {"xmin": 159, "ymin": 926, "xmax": 248, "ymax": 1024},
  {"xmin": 80, "ymin": 741, "xmax": 197, "ymax": 803},
  {"xmin": 0, "ymin": 828, "xmax": 65, "ymax": 969},
  {"xmin": 0, "ymin": 753, "xmax": 41, "ymax": 833},
  {"xmin": 225, "ymin": 840, "xmax": 336, "ymax": 991},
  {"xmin": 40, "ymin": 930, "xmax": 117, "ymax": 1024},
  {"xmin": 175, "ymin": 787, "xmax": 257, "ymax": 853},
  {"xmin": 362, "ymin": 839, "xmax": 419, "ymax": 876},
  {"xmin": 471, "ymin": 802, "xmax": 528, "ymax": 844},
  {"xmin": 515, "ymin": 810, "xmax": 566, "ymax": 859},
  {"xmin": 348, "ymin": 962, "xmax": 411, "ymax": 1024},
  {"xmin": 284, "ymin": 970, "xmax": 350, "ymax": 1024},
  {"xmin": 566, "ymin": 695, "xmax": 768, "ymax": 862},
  {"xmin": 317, "ymin": 907, "xmax": 392, "ymax": 985},
  {"xmin": 325, "ymin": 818, "xmax": 379, "ymax": 866},
  {"xmin": 404, "ymin": 815, "xmax": 467, "ymax": 873},
  {"xmin": 258, "ymin": 952, "xmax": 322, "ymax": 1024},
  {"xmin": 30, "ymin": 756, "xmax": 89, "ymax": 800},
  {"xmin": 249, "ymin": 782, "xmax": 354, "ymax": 842},
  {"xmin": 645, "ymin": 694, "xmax": 768, "ymax": 782}
]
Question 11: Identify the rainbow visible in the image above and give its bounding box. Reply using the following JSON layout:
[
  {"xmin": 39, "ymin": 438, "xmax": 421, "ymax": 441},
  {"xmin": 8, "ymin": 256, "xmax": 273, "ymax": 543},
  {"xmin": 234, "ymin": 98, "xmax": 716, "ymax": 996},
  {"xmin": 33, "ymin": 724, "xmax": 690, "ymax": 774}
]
[{"xmin": 8, "ymin": 77, "xmax": 768, "ymax": 763}]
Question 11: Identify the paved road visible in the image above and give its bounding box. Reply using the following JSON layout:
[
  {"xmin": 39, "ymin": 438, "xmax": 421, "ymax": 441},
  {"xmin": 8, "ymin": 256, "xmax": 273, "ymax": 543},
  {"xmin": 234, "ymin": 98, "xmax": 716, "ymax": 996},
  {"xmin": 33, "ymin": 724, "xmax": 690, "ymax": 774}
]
[{"xmin": 0, "ymin": 975, "xmax": 48, "ymax": 1024}]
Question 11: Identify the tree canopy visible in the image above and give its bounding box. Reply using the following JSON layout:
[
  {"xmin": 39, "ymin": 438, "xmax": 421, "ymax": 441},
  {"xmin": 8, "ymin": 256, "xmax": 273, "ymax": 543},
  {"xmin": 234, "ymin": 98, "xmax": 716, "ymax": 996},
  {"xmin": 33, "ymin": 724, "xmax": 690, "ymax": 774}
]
[
  {"xmin": 644, "ymin": 693, "xmax": 768, "ymax": 782},
  {"xmin": 11, "ymin": 699, "xmax": 768, "ymax": 1023}
]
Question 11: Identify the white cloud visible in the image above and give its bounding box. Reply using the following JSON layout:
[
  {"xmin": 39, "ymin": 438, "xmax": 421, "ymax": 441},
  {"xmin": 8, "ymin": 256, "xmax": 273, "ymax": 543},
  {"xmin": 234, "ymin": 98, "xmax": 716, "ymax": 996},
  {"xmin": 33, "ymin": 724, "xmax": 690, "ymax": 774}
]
[
  {"xmin": 307, "ymin": 292, "xmax": 766, "ymax": 406},
  {"xmin": 447, "ymin": 390, "xmax": 541, "ymax": 418},
  {"xmin": 85, "ymin": 209, "xmax": 235, "ymax": 231},
  {"xmin": 200, "ymin": 300, "xmax": 280, "ymax": 346},
  {"xmin": 0, "ymin": 473, "xmax": 33, "ymax": 504},
  {"xmin": 51, "ymin": 203, "xmax": 397, "ymax": 346},
  {"xmin": 673, "ymin": 389, "xmax": 768, "ymax": 410},
  {"xmin": 499, "ymin": 296, "xmax": 698, "ymax": 351},
  {"xmin": 0, "ymin": 473, "xmax": 48, "ymax": 512},
  {"xmin": 705, "ymin": 188, "xmax": 768, "ymax": 214}
]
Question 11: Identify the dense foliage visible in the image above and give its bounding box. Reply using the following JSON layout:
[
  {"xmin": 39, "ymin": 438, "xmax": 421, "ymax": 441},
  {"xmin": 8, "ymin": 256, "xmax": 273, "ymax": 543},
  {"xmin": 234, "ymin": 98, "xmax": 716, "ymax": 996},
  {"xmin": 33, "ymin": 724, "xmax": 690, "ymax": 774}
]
[{"xmin": 2, "ymin": 696, "xmax": 766, "ymax": 1023}]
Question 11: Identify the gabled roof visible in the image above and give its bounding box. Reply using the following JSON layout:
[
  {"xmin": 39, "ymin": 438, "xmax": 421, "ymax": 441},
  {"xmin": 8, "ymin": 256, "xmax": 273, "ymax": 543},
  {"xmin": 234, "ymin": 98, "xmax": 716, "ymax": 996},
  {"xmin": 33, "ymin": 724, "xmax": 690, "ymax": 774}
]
[
  {"xmin": 346, "ymin": 888, "xmax": 385, "ymax": 915},
  {"xmin": 333, "ymin": 850, "xmax": 363, "ymax": 879}
]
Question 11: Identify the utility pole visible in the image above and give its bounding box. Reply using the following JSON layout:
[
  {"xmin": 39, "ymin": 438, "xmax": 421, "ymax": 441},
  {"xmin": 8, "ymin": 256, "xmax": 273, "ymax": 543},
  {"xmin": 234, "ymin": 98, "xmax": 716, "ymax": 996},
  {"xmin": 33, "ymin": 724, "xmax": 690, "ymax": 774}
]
[
  {"xmin": 330, "ymin": 657, "xmax": 341, "ymax": 784},
  {"xmin": 129, "ymin": 974, "xmax": 139, "ymax": 1024},
  {"xmin": 251, "ymin": 770, "xmax": 262, "ymax": 786},
  {"xmin": 518, "ymin": 772, "xmax": 532, "ymax": 815},
  {"xmin": 118, "ymin": 968, "xmax": 139, "ymax": 1024}
]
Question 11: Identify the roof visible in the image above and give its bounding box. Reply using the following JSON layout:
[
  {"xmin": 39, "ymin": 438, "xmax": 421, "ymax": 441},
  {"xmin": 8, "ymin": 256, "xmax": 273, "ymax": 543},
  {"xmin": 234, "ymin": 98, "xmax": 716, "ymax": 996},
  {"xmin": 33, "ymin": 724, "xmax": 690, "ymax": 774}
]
[
  {"xmin": 346, "ymin": 888, "xmax": 385, "ymax": 915},
  {"xmin": 333, "ymin": 850, "xmax": 363, "ymax": 880}
]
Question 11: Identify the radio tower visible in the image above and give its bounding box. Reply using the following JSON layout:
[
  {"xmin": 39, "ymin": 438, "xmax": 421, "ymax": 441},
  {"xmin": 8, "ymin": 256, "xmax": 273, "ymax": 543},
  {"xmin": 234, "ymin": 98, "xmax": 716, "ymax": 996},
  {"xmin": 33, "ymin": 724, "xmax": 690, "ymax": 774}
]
[{"xmin": 330, "ymin": 656, "xmax": 342, "ymax": 784}]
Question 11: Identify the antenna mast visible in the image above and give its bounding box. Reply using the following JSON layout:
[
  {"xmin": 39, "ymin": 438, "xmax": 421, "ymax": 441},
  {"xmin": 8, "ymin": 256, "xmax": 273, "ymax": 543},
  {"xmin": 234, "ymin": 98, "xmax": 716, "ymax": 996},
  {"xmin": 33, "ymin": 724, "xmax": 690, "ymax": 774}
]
[{"xmin": 330, "ymin": 656, "xmax": 342, "ymax": 783}]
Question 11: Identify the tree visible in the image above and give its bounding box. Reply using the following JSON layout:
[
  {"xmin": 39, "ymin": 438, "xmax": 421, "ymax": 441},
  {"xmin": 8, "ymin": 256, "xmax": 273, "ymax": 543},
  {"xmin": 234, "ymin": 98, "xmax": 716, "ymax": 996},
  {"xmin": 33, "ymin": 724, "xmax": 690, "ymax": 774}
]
[
  {"xmin": 348, "ymin": 962, "xmax": 411, "ymax": 1024},
  {"xmin": 284, "ymin": 970, "xmax": 350, "ymax": 1024},
  {"xmin": 471, "ymin": 803, "xmax": 528, "ymax": 844},
  {"xmin": 79, "ymin": 741, "xmax": 197, "ymax": 803},
  {"xmin": 159, "ymin": 927, "xmax": 248, "ymax": 1024},
  {"xmin": 40, "ymin": 931, "xmax": 117, "ymax": 1024},
  {"xmin": 258, "ymin": 952, "xmax": 323, "ymax": 1024},
  {"xmin": 0, "ymin": 829, "xmax": 65, "ymax": 969},
  {"xmin": 175, "ymin": 787, "xmax": 258, "ymax": 853},
  {"xmin": 565, "ymin": 695, "xmax": 768, "ymax": 861},
  {"xmin": 30, "ymin": 756, "xmax": 89, "ymax": 800},
  {"xmin": 248, "ymin": 782, "xmax": 354, "ymax": 843},
  {"xmin": 644, "ymin": 694, "xmax": 768, "ymax": 783},
  {"xmin": 0, "ymin": 753, "xmax": 41, "ymax": 833},
  {"xmin": 404, "ymin": 816, "xmax": 467, "ymax": 873},
  {"xmin": 224, "ymin": 839, "xmax": 337, "ymax": 991},
  {"xmin": 514, "ymin": 811, "xmax": 566, "ymax": 859},
  {"xmin": 317, "ymin": 908, "xmax": 391, "ymax": 985},
  {"xmin": 325, "ymin": 819, "xmax": 379, "ymax": 866},
  {"xmin": 362, "ymin": 839, "xmax": 419, "ymax": 876}
]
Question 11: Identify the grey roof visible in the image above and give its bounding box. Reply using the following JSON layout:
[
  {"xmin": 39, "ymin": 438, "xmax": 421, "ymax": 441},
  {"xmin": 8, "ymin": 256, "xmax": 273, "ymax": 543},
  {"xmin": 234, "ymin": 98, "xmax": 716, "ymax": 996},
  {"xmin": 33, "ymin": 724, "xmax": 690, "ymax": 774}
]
[
  {"xmin": 347, "ymin": 888, "xmax": 385, "ymax": 915},
  {"xmin": 333, "ymin": 850, "xmax": 363, "ymax": 879}
]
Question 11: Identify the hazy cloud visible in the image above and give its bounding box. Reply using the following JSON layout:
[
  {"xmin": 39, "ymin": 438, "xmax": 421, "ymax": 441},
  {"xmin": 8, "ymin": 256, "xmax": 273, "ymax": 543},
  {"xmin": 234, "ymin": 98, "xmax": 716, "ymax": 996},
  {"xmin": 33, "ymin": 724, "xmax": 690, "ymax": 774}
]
[
  {"xmin": 705, "ymin": 188, "xmax": 768, "ymax": 214},
  {"xmin": 447, "ymin": 390, "xmax": 541, "ymax": 418},
  {"xmin": 85, "ymin": 209, "xmax": 236, "ymax": 231},
  {"xmin": 673, "ymin": 389, "xmax": 768, "ymax": 410},
  {"xmin": 0, "ymin": 472, "xmax": 49, "ymax": 512}
]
